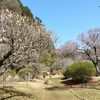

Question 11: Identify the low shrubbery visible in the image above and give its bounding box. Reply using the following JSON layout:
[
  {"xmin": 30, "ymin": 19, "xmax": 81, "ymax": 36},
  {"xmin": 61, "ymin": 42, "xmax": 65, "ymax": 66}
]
[
  {"xmin": 18, "ymin": 67, "xmax": 36, "ymax": 80},
  {"xmin": 64, "ymin": 61, "xmax": 96, "ymax": 82}
]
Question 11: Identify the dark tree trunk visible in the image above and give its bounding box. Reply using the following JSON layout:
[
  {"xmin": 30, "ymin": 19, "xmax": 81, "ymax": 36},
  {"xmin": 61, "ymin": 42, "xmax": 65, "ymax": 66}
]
[
  {"xmin": 0, "ymin": 50, "xmax": 12, "ymax": 67},
  {"xmin": 0, "ymin": 37, "xmax": 14, "ymax": 67},
  {"xmin": 93, "ymin": 63, "xmax": 100, "ymax": 76},
  {"xmin": 95, "ymin": 66, "xmax": 100, "ymax": 76}
]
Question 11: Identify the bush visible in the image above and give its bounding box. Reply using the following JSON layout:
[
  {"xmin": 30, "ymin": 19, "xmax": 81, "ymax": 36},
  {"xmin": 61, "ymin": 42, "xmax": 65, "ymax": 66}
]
[
  {"xmin": 64, "ymin": 61, "xmax": 96, "ymax": 82},
  {"xmin": 17, "ymin": 67, "xmax": 35, "ymax": 80}
]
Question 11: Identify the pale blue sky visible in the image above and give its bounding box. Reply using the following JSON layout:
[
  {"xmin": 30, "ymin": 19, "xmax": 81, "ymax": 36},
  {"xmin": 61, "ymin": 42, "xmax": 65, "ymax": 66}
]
[{"xmin": 20, "ymin": 0, "xmax": 100, "ymax": 47}]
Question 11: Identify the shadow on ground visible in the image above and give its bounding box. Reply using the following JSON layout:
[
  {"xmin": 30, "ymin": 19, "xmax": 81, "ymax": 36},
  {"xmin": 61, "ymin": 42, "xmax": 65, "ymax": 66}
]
[
  {"xmin": 45, "ymin": 85, "xmax": 66, "ymax": 91},
  {"xmin": 61, "ymin": 79, "xmax": 83, "ymax": 85},
  {"xmin": 61, "ymin": 78, "xmax": 100, "ymax": 89},
  {"xmin": 0, "ymin": 86, "xmax": 33, "ymax": 100}
]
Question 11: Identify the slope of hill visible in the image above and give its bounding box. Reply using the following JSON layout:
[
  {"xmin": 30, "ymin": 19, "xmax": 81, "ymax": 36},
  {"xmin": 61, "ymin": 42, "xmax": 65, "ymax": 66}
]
[{"xmin": 0, "ymin": 0, "xmax": 36, "ymax": 20}]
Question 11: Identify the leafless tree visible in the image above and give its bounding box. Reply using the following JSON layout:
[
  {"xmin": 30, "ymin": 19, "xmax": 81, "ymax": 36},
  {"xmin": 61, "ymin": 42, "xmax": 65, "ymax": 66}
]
[
  {"xmin": 56, "ymin": 41, "xmax": 78, "ymax": 59},
  {"xmin": 78, "ymin": 28, "xmax": 100, "ymax": 75}
]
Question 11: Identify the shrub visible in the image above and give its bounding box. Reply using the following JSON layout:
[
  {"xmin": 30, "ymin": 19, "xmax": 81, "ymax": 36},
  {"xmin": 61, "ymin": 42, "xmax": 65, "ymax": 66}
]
[
  {"xmin": 18, "ymin": 67, "xmax": 35, "ymax": 80},
  {"xmin": 64, "ymin": 61, "xmax": 96, "ymax": 82}
]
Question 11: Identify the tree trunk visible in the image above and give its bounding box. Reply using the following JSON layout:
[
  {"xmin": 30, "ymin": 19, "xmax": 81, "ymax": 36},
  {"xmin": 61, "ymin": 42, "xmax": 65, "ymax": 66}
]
[
  {"xmin": 0, "ymin": 49, "xmax": 12, "ymax": 67},
  {"xmin": 92, "ymin": 61, "xmax": 100, "ymax": 76},
  {"xmin": 96, "ymin": 66, "xmax": 100, "ymax": 76}
]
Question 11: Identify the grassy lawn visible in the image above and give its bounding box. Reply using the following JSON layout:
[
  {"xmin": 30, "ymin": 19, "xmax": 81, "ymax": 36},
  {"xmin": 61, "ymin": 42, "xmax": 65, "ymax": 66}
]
[{"xmin": 0, "ymin": 75, "xmax": 100, "ymax": 100}]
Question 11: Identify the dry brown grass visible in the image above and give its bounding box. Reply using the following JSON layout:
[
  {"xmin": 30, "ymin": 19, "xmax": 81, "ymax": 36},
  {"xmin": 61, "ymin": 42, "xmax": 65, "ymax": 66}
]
[{"xmin": 0, "ymin": 75, "xmax": 100, "ymax": 100}]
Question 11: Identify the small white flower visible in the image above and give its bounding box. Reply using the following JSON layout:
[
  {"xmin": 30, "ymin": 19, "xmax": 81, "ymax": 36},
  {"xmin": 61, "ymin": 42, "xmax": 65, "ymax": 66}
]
[{"xmin": 2, "ymin": 29, "xmax": 6, "ymax": 32}]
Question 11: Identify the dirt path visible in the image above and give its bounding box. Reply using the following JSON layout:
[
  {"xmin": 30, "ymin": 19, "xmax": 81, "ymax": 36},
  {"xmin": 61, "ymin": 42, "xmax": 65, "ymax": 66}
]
[
  {"xmin": 7, "ymin": 75, "xmax": 100, "ymax": 100},
  {"xmin": 31, "ymin": 76, "xmax": 70, "ymax": 100},
  {"xmin": 11, "ymin": 75, "xmax": 70, "ymax": 100}
]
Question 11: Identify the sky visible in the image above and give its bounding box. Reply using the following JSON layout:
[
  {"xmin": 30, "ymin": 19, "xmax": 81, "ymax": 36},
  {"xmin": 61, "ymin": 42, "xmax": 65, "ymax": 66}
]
[{"xmin": 20, "ymin": 0, "xmax": 100, "ymax": 47}]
